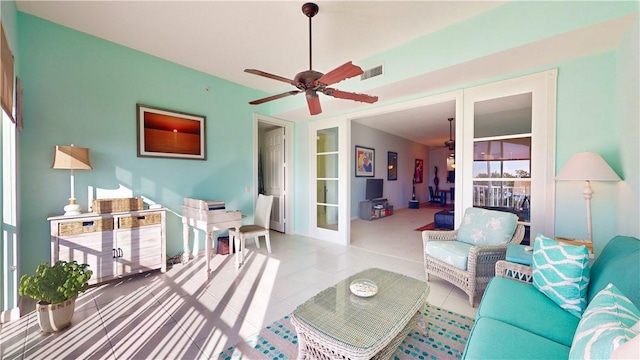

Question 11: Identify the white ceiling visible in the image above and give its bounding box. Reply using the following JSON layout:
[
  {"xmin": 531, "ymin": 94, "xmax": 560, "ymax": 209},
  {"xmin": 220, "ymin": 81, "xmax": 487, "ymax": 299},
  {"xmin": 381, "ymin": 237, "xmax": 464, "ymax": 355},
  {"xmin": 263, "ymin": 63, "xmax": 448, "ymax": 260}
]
[{"xmin": 16, "ymin": 1, "xmax": 632, "ymax": 147}]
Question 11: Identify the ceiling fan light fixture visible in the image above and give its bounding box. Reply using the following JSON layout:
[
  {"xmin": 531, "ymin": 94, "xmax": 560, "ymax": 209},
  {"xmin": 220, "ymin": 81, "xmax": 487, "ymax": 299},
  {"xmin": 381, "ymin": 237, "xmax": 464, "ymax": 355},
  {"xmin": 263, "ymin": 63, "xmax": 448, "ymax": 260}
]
[
  {"xmin": 445, "ymin": 117, "xmax": 455, "ymax": 151},
  {"xmin": 244, "ymin": 2, "xmax": 378, "ymax": 116}
]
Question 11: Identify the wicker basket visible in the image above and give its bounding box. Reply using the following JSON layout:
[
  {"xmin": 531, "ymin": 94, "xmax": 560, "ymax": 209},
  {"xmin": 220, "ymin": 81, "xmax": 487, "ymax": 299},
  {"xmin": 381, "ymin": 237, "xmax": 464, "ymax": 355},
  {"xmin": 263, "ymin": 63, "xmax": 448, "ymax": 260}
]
[
  {"xmin": 59, "ymin": 218, "xmax": 114, "ymax": 236},
  {"xmin": 118, "ymin": 213, "xmax": 162, "ymax": 229},
  {"xmin": 92, "ymin": 198, "xmax": 143, "ymax": 214}
]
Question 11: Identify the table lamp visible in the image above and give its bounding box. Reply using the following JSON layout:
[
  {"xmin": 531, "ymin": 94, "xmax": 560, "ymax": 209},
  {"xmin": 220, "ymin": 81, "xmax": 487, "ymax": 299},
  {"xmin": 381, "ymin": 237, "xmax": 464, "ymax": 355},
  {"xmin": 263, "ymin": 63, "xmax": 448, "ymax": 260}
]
[
  {"xmin": 556, "ymin": 152, "xmax": 620, "ymax": 241},
  {"xmin": 51, "ymin": 144, "xmax": 93, "ymax": 216}
]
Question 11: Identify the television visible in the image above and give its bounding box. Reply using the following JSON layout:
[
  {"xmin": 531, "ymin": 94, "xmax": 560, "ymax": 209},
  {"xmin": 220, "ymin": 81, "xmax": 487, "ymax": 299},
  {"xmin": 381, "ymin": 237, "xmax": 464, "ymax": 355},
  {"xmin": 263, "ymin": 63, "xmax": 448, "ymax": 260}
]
[{"xmin": 365, "ymin": 178, "xmax": 383, "ymax": 200}]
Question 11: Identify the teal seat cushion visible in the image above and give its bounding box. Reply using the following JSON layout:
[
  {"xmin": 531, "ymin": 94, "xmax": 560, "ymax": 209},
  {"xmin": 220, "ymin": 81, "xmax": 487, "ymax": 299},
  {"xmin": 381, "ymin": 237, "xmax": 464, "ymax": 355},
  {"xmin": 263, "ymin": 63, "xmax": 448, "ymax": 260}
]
[
  {"xmin": 478, "ymin": 277, "xmax": 580, "ymax": 346},
  {"xmin": 569, "ymin": 283, "xmax": 640, "ymax": 360},
  {"xmin": 462, "ymin": 317, "xmax": 570, "ymax": 360},
  {"xmin": 457, "ymin": 207, "xmax": 518, "ymax": 246},
  {"xmin": 425, "ymin": 240, "xmax": 473, "ymax": 270},
  {"xmin": 588, "ymin": 236, "xmax": 640, "ymax": 309},
  {"xmin": 532, "ymin": 234, "xmax": 590, "ymax": 318}
]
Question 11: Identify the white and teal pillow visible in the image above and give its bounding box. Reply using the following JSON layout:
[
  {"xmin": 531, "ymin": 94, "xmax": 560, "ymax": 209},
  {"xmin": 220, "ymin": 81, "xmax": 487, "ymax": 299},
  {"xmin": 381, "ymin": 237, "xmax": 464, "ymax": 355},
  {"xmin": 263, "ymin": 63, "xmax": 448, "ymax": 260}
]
[
  {"xmin": 532, "ymin": 234, "xmax": 590, "ymax": 318},
  {"xmin": 456, "ymin": 207, "xmax": 518, "ymax": 246},
  {"xmin": 569, "ymin": 283, "xmax": 640, "ymax": 360}
]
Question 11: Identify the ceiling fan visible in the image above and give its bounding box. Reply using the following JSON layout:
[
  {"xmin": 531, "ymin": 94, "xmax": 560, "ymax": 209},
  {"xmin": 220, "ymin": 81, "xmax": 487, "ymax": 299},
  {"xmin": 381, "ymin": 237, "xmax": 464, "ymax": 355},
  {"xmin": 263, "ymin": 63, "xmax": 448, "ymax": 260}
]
[
  {"xmin": 244, "ymin": 2, "xmax": 378, "ymax": 116},
  {"xmin": 444, "ymin": 117, "xmax": 455, "ymax": 151}
]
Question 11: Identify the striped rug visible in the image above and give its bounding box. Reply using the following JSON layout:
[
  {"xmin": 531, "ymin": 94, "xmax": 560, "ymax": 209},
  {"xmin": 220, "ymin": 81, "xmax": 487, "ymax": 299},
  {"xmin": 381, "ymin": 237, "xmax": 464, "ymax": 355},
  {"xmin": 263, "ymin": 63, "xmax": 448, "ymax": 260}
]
[{"xmin": 218, "ymin": 303, "xmax": 474, "ymax": 360}]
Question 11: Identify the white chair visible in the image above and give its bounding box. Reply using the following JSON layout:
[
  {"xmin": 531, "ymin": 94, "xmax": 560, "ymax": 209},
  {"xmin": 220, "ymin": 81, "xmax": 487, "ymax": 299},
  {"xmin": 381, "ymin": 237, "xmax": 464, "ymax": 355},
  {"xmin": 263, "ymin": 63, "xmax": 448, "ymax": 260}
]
[{"xmin": 230, "ymin": 194, "xmax": 274, "ymax": 267}]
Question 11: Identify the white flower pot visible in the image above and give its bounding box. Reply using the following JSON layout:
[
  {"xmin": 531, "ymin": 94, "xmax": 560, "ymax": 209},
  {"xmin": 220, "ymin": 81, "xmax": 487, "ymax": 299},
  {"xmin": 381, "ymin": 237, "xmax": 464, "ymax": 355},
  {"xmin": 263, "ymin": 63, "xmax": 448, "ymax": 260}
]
[{"xmin": 36, "ymin": 297, "xmax": 76, "ymax": 333}]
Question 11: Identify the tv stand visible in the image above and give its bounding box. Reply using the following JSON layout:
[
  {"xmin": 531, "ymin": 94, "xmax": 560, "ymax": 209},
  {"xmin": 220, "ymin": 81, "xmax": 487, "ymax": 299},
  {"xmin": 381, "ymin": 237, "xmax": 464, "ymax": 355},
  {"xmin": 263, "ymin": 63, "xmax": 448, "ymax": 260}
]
[{"xmin": 359, "ymin": 198, "xmax": 394, "ymax": 221}]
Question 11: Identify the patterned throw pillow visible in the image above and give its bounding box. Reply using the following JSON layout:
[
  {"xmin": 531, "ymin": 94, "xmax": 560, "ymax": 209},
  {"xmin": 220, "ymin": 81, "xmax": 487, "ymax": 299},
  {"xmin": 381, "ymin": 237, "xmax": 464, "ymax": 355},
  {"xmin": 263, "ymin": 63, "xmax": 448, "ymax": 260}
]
[
  {"xmin": 456, "ymin": 207, "xmax": 518, "ymax": 246},
  {"xmin": 532, "ymin": 234, "xmax": 590, "ymax": 318},
  {"xmin": 569, "ymin": 283, "xmax": 640, "ymax": 360}
]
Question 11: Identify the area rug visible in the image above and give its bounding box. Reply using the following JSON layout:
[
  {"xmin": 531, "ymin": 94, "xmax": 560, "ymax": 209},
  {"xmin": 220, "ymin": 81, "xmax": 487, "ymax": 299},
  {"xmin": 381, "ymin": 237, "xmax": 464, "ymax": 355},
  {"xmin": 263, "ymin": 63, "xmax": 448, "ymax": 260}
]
[
  {"xmin": 415, "ymin": 222, "xmax": 435, "ymax": 231},
  {"xmin": 217, "ymin": 303, "xmax": 474, "ymax": 360}
]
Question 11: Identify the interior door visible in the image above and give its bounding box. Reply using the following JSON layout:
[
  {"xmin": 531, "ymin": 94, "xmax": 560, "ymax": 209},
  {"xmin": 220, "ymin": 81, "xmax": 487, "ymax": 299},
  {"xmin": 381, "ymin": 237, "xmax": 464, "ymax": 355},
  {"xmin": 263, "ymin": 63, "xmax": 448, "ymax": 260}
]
[
  {"xmin": 309, "ymin": 117, "xmax": 349, "ymax": 245},
  {"xmin": 265, "ymin": 127, "xmax": 285, "ymax": 232}
]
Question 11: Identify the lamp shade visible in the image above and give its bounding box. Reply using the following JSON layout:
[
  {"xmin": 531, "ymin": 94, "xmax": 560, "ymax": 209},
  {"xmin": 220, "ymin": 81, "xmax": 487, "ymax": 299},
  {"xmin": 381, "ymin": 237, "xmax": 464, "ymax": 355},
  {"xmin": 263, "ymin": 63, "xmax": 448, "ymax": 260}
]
[
  {"xmin": 51, "ymin": 145, "xmax": 93, "ymax": 170},
  {"xmin": 556, "ymin": 152, "xmax": 620, "ymax": 181}
]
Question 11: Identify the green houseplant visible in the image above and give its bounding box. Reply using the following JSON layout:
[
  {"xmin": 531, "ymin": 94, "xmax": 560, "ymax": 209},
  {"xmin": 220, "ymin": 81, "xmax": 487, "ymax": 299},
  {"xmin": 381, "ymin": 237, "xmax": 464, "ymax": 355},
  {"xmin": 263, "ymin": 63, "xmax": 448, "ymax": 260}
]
[{"xmin": 19, "ymin": 260, "xmax": 93, "ymax": 333}]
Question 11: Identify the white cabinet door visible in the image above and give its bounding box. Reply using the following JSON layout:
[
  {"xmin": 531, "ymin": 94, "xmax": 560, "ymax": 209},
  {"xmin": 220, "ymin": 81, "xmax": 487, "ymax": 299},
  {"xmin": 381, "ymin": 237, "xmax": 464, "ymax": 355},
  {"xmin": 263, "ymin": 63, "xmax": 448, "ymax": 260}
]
[
  {"xmin": 57, "ymin": 232, "xmax": 115, "ymax": 284},
  {"xmin": 115, "ymin": 227, "xmax": 162, "ymax": 274}
]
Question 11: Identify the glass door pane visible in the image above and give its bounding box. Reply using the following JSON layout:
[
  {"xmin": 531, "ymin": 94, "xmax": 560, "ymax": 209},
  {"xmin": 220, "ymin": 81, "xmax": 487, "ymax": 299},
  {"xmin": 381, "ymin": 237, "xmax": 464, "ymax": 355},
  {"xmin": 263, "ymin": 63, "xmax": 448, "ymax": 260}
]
[{"xmin": 317, "ymin": 128, "xmax": 339, "ymax": 231}]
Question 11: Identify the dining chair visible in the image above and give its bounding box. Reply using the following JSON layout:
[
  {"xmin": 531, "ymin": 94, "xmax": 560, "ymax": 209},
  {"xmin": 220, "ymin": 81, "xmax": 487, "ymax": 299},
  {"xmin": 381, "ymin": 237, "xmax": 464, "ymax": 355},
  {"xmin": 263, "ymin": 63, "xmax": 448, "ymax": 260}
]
[{"xmin": 230, "ymin": 194, "xmax": 274, "ymax": 266}]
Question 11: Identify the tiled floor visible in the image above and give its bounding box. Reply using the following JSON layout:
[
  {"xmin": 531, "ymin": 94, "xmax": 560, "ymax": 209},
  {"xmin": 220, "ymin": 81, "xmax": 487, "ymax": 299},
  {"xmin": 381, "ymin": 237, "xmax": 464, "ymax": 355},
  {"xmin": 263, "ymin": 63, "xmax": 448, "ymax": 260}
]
[{"xmin": 1, "ymin": 212, "xmax": 475, "ymax": 360}]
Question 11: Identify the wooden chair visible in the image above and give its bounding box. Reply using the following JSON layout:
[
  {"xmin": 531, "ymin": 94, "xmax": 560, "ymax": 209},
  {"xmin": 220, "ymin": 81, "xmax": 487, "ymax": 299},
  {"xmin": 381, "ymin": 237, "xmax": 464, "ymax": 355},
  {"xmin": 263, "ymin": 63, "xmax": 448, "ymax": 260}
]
[
  {"xmin": 429, "ymin": 186, "xmax": 443, "ymax": 205},
  {"xmin": 230, "ymin": 194, "xmax": 274, "ymax": 266}
]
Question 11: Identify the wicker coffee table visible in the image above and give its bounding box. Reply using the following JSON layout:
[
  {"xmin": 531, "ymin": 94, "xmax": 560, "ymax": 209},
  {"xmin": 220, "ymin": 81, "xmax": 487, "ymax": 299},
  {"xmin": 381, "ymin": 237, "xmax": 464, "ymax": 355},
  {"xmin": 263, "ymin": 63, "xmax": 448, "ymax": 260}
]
[{"xmin": 291, "ymin": 268, "xmax": 430, "ymax": 360}]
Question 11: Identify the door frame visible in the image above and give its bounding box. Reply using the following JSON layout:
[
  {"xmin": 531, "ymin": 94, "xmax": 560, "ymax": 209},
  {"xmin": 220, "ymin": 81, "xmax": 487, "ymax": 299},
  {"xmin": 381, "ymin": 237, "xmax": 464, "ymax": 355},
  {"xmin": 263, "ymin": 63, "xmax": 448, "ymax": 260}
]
[{"xmin": 254, "ymin": 113, "xmax": 293, "ymax": 234}]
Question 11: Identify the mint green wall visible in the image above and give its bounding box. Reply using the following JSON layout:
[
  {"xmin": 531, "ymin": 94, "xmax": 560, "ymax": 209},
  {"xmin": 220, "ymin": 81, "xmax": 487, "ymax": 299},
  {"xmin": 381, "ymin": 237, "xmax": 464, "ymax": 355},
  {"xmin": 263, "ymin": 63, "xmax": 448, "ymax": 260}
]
[
  {"xmin": 616, "ymin": 14, "xmax": 639, "ymax": 238},
  {"xmin": 554, "ymin": 52, "xmax": 621, "ymax": 254},
  {"xmin": 17, "ymin": 13, "xmax": 268, "ymax": 274}
]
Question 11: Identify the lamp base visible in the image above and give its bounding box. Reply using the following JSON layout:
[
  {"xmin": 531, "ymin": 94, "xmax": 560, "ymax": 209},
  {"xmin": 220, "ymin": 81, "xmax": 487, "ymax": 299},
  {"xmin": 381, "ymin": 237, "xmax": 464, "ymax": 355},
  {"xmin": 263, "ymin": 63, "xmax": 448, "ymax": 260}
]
[{"xmin": 63, "ymin": 202, "xmax": 82, "ymax": 216}]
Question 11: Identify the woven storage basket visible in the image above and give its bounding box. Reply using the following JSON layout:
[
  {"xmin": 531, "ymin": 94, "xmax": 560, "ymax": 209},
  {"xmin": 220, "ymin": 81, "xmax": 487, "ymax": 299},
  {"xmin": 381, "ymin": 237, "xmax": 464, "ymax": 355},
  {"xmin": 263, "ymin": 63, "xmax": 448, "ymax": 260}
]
[
  {"xmin": 59, "ymin": 218, "xmax": 114, "ymax": 236},
  {"xmin": 118, "ymin": 213, "xmax": 161, "ymax": 229},
  {"xmin": 93, "ymin": 198, "xmax": 143, "ymax": 214}
]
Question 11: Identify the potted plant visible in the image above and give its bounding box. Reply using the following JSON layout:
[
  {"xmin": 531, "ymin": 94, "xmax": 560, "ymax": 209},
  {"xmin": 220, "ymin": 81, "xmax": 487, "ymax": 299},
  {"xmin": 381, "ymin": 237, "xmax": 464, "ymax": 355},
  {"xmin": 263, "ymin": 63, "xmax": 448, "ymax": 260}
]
[{"xmin": 19, "ymin": 260, "xmax": 93, "ymax": 333}]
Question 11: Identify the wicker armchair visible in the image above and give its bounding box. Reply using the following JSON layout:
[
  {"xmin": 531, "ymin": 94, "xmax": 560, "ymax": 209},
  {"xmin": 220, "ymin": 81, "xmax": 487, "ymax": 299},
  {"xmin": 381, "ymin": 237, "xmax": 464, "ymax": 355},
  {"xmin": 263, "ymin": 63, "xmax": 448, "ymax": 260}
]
[{"xmin": 422, "ymin": 224, "xmax": 525, "ymax": 307}]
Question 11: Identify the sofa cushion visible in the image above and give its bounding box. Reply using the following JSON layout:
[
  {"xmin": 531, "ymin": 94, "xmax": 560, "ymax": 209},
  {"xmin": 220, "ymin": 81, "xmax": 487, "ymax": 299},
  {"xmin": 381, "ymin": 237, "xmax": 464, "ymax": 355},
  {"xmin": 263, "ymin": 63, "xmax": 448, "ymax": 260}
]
[
  {"xmin": 463, "ymin": 317, "xmax": 570, "ymax": 360},
  {"xmin": 424, "ymin": 240, "xmax": 473, "ymax": 270},
  {"xmin": 569, "ymin": 283, "xmax": 640, "ymax": 360},
  {"xmin": 588, "ymin": 236, "xmax": 640, "ymax": 309},
  {"xmin": 478, "ymin": 277, "xmax": 580, "ymax": 346},
  {"xmin": 532, "ymin": 234, "xmax": 590, "ymax": 318},
  {"xmin": 457, "ymin": 207, "xmax": 518, "ymax": 246}
]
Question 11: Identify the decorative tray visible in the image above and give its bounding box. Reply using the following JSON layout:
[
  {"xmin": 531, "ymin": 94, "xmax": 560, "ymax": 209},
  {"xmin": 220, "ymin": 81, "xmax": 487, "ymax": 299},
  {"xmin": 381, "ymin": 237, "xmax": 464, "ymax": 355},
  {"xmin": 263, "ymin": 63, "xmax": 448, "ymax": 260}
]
[{"xmin": 349, "ymin": 279, "xmax": 378, "ymax": 297}]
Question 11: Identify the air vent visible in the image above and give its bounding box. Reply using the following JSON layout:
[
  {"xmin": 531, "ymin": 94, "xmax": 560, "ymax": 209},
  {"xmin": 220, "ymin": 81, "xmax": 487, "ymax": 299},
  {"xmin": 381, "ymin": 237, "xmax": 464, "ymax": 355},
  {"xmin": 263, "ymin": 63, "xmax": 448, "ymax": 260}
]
[{"xmin": 361, "ymin": 64, "xmax": 383, "ymax": 80}]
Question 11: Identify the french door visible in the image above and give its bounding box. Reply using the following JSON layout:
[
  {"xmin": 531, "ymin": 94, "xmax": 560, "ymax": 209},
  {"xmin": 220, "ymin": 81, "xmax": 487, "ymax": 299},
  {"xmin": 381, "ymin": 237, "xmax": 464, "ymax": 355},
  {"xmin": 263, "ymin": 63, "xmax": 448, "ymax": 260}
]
[
  {"xmin": 461, "ymin": 70, "xmax": 557, "ymax": 240},
  {"xmin": 309, "ymin": 117, "xmax": 349, "ymax": 245}
]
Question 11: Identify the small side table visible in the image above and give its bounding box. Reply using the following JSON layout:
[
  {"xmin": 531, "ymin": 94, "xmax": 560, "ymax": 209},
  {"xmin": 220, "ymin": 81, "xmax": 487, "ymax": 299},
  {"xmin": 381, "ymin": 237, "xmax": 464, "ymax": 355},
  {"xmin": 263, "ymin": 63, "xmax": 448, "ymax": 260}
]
[{"xmin": 506, "ymin": 244, "xmax": 533, "ymax": 266}]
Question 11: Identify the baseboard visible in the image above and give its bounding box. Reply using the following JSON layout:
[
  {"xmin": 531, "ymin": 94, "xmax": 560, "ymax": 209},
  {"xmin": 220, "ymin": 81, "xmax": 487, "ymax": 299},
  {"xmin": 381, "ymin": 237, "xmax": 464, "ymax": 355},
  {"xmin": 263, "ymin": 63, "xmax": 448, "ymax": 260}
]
[{"xmin": 0, "ymin": 307, "xmax": 20, "ymax": 323}]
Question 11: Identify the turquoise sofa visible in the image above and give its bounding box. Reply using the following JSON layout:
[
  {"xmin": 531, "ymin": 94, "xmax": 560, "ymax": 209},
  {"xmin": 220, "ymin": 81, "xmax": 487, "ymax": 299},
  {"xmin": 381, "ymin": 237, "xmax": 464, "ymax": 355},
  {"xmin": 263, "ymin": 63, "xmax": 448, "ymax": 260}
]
[{"xmin": 462, "ymin": 235, "xmax": 640, "ymax": 359}]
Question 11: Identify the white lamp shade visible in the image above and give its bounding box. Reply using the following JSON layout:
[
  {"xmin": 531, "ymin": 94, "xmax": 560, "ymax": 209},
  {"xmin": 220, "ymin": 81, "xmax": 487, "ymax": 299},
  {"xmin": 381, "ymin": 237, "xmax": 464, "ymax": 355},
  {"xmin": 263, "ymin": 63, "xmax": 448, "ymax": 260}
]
[
  {"xmin": 556, "ymin": 152, "xmax": 620, "ymax": 181},
  {"xmin": 51, "ymin": 145, "xmax": 93, "ymax": 170}
]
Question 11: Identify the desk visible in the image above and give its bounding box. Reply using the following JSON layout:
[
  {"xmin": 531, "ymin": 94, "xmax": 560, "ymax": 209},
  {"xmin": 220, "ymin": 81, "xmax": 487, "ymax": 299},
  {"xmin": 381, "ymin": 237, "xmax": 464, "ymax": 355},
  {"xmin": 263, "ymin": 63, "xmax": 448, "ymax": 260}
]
[
  {"xmin": 291, "ymin": 268, "xmax": 429, "ymax": 359},
  {"xmin": 182, "ymin": 198, "xmax": 242, "ymax": 272}
]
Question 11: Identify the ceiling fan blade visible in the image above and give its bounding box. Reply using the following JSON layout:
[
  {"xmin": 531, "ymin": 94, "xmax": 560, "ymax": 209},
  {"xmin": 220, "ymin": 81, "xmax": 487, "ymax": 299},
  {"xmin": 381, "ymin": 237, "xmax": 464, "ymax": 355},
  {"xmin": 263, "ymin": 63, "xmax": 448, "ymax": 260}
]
[
  {"xmin": 249, "ymin": 90, "xmax": 301, "ymax": 105},
  {"xmin": 316, "ymin": 61, "xmax": 364, "ymax": 86},
  {"xmin": 245, "ymin": 69, "xmax": 297, "ymax": 86},
  {"xmin": 306, "ymin": 91, "xmax": 322, "ymax": 115},
  {"xmin": 322, "ymin": 88, "xmax": 378, "ymax": 104}
]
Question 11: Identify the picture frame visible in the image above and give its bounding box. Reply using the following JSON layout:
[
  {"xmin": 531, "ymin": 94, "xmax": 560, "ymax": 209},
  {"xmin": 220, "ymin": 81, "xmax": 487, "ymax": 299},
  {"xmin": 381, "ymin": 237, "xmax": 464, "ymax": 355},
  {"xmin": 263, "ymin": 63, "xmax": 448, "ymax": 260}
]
[
  {"xmin": 414, "ymin": 159, "xmax": 424, "ymax": 184},
  {"xmin": 355, "ymin": 145, "xmax": 375, "ymax": 177},
  {"xmin": 137, "ymin": 104, "xmax": 206, "ymax": 160},
  {"xmin": 387, "ymin": 151, "xmax": 397, "ymax": 181}
]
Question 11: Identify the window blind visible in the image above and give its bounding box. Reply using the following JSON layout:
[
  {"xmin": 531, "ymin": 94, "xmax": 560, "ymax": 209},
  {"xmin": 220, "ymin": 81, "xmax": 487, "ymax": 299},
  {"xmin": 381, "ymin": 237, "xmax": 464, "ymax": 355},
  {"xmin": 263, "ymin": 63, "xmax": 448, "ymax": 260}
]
[{"xmin": 1, "ymin": 22, "xmax": 15, "ymax": 122}]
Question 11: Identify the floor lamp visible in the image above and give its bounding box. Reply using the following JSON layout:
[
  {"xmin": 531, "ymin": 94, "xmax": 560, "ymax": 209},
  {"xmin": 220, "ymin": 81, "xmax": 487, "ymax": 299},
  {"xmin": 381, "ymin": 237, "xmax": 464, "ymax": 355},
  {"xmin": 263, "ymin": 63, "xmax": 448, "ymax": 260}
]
[
  {"xmin": 556, "ymin": 152, "xmax": 620, "ymax": 241},
  {"xmin": 51, "ymin": 144, "xmax": 93, "ymax": 216}
]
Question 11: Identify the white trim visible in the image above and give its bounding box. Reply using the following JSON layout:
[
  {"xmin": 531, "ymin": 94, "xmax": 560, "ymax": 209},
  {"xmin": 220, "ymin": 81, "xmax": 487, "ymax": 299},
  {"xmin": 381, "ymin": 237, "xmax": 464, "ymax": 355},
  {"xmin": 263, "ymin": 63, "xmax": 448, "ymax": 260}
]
[{"xmin": 253, "ymin": 113, "xmax": 294, "ymax": 234}]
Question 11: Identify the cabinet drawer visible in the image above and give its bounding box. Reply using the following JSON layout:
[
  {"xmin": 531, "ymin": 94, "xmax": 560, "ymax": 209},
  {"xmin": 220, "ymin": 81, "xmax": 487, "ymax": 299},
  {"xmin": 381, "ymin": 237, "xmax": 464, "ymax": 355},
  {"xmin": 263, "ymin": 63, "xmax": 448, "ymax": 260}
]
[
  {"xmin": 59, "ymin": 218, "xmax": 114, "ymax": 236},
  {"xmin": 118, "ymin": 213, "xmax": 161, "ymax": 229}
]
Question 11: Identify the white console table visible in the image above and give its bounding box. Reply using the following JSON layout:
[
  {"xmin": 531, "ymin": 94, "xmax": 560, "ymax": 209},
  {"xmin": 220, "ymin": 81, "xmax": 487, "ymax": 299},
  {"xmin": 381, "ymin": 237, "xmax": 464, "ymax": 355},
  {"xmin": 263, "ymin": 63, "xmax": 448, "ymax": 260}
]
[{"xmin": 181, "ymin": 198, "xmax": 242, "ymax": 272}]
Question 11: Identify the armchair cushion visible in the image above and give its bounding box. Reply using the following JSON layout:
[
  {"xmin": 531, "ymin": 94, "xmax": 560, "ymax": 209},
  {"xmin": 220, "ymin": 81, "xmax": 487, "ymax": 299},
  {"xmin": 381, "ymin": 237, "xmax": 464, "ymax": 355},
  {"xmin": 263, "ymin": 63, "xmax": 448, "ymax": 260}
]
[
  {"xmin": 532, "ymin": 234, "xmax": 590, "ymax": 318},
  {"xmin": 425, "ymin": 241, "xmax": 473, "ymax": 270},
  {"xmin": 457, "ymin": 207, "xmax": 518, "ymax": 246},
  {"xmin": 569, "ymin": 283, "xmax": 640, "ymax": 360}
]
